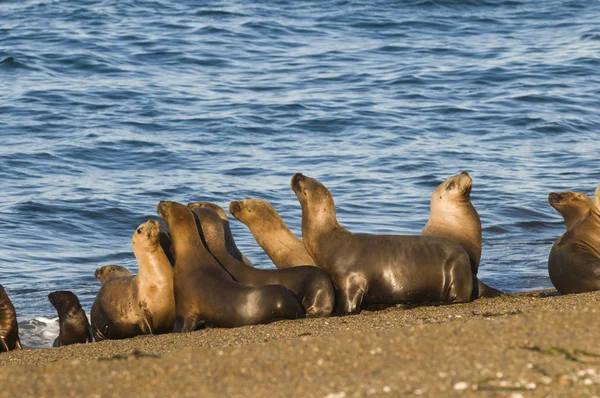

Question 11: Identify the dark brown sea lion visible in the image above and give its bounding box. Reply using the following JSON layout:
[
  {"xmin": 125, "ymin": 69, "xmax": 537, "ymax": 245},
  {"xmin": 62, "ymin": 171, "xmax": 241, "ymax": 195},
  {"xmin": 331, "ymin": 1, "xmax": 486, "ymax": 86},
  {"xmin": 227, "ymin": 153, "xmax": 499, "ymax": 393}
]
[
  {"xmin": 0, "ymin": 284, "xmax": 22, "ymax": 352},
  {"xmin": 548, "ymin": 191, "xmax": 592, "ymax": 230},
  {"xmin": 91, "ymin": 220, "xmax": 176, "ymax": 340},
  {"xmin": 191, "ymin": 206, "xmax": 334, "ymax": 317},
  {"xmin": 157, "ymin": 201, "xmax": 303, "ymax": 332},
  {"xmin": 229, "ymin": 199, "xmax": 315, "ymax": 268},
  {"xmin": 421, "ymin": 172, "xmax": 502, "ymax": 298},
  {"xmin": 291, "ymin": 173, "xmax": 474, "ymax": 315},
  {"xmin": 548, "ymin": 185, "xmax": 600, "ymax": 294},
  {"xmin": 187, "ymin": 202, "xmax": 253, "ymax": 266},
  {"xmin": 94, "ymin": 265, "xmax": 132, "ymax": 284},
  {"xmin": 48, "ymin": 291, "xmax": 92, "ymax": 347}
]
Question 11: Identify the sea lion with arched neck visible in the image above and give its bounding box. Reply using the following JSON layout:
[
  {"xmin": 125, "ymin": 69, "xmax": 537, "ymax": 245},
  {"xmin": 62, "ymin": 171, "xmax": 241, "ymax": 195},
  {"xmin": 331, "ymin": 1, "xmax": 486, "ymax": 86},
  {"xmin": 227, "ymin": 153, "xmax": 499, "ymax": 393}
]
[
  {"xmin": 48, "ymin": 291, "xmax": 93, "ymax": 347},
  {"xmin": 94, "ymin": 265, "xmax": 132, "ymax": 284},
  {"xmin": 548, "ymin": 185, "xmax": 600, "ymax": 294},
  {"xmin": 91, "ymin": 220, "xmax": 175, "ymax": 340},
  {"xmin": 0, "ymin": 284, "xmax": 22, "ymax": 352},
  {"xmin": 291, "ymin": 173, "xmax": 474, "ymax": 315},
  {"xmin": 229, "ymin": 199, "xmax": 315, "ymax": 268},
  {"xmin": 187, "ymin": 202, "xmax": 253, "ymax": 267},
  {"xmin": 548, "ymin": 191, "xmax": 592, "ymax": 230},
  {"xmin": 191, "ymin": 206, "xmax": 334, "ymax": 317},
  {"xmin": 157, "ymin": 201, "xmax": 303, "ymax": 332}
]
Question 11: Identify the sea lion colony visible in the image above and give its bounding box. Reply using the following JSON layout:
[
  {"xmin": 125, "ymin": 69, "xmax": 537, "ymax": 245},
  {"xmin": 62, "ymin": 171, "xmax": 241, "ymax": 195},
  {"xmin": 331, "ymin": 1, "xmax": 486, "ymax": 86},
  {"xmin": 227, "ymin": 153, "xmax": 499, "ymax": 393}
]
[{"xmin": 1, "ymin": 172, "xmax": 598, "ymax": 350}]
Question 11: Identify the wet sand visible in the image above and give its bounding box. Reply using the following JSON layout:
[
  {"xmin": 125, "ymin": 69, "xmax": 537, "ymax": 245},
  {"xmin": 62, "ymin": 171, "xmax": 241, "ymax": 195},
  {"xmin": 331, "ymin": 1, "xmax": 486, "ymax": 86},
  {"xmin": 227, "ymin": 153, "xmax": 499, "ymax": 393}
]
[{"xmin": 1, "ymin": 289, "xmax": 600, "ymax": 397}]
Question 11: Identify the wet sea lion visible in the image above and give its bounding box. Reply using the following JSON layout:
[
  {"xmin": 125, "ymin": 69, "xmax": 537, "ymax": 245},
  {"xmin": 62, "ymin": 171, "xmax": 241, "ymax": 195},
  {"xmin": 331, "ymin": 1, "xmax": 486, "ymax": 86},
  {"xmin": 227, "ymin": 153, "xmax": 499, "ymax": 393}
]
[
  {"xmin": 91, "ymin": 220, "xmax": 176, "ymax": 340},
  {"xmin": 229, "ymin": 199, "xmax": 316, "ymax": 268},
  {"xmin": 548, "ymin": 191, "xmax": 592, "ymax": 230},
  {"xmin": 157, "ymin": 201, "xmax": 303, "ymax": 332},
  {"xmin": 187, "ymin": 202, "xmax": 253, "ymax": 266},
  {"xmin": 94, "ymin": 265, "xmax": 132, "ymax": 284},
  {"xmin": 548, "ymin": 185, "xmax": 600, "ymax": 294},
  {"xmin": 0, "ymin": 284, "xmax": 22, "ymax": 352},
  {"xmin": 191, "ymin": 206, "xmax": 334, "ymax": 317},
  {"xmin": 291, "ymin": 173, "xmax": 474, "ymax": 315},
  {"xmin": 48, "ymin": 291, "xmax": 92, "ymax": 347}
]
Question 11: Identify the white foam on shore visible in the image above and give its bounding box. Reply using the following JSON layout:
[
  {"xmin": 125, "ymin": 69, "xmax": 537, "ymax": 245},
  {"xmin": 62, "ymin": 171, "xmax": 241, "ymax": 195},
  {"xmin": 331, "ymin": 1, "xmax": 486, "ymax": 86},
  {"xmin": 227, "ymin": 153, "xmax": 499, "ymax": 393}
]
[{"xmin": 18, "ymin": 317, "xmax": 59, "ymax": 349}]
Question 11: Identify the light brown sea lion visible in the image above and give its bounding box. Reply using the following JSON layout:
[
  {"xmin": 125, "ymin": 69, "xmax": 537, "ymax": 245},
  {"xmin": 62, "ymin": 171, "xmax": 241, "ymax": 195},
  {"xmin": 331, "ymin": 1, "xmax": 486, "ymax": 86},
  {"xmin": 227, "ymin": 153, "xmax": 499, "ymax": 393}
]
[
  {"xmin": 191, "ymin": 206, "xmax": 334, "ymax": 317},
  {"xmin": 0, "ymin": 284, "xmax": 22, "ymax": 352},
  {"xmin": 48, "ymin": 291, "xmax": 92, "ymax": 347},
  {"xmin": 186, "ymin": 202, "xmax": 253, "ymax": 267},
  {"xmin": 91, "ymin": 220, "xmax": 175, "ymax": 340},
  {"xmin": 229, "ymin": 199, "xmax": 316, "ymax": 268},
  {"xmin": 548, "ymin": 191, "xmax": 592, "ymax": 230},
  {"xmin": 94, "ymin": 265, "xmax": 132, "ymax": 284},
  {"xmin": 156, "ymin": 201, "xmax": 303, "ymax": 332},
  {"xmin": 548, "ymin": 185, "xmax": 600, "ymax": 294},
  {"xmin": 291, "ymin": 173, "xmax": 474, "ymax": 315}
]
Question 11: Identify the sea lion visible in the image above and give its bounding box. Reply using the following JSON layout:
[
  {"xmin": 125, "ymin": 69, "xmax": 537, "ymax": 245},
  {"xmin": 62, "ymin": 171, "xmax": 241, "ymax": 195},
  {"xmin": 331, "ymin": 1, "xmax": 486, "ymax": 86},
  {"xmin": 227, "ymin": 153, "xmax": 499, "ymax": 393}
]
[
  {"xmin": 48, "ymin": 291, "xmax": 92, "ymax": 347},
  {"xmin": 159, "ymin": 231, "xmax": 176, "ymax": 266},
  {"xmin": 229, "ymin": 199, "xmax": 316, "ymax": 268},
  {"xmin": 0, "ymin": 284, "xmax": 22, "ymax": 352},
  {"xmin": 548, "ymin": 191, "xmax": 592, "ymax": 230},
  {"xmin": 187, "ymin": 202, "xmax": 253, "ymax": 267},
  {"xmin": 421, "ymin": 172, "xmax": 503, "ymax": 298},
  {"xmin": 94, "ymin": 265, "xmax": 132, "ymax": 284},
  {"xmin": 291, "ymin": 173, "xmax": 474, "ymax": 315},
  {"xmin": 91, "ymin": 220, "xmax": 176, "ymax": 340},
  {"xmin": 191, "ymin": 206, "xmax": 334, "ymax": 317},
  {"xmin": 548, "ymin": 185, "xmax": 600, "ymax": 294},
  {"xmin": 157, "ymin": 201, "xmax": 303, "ymax": 332}
]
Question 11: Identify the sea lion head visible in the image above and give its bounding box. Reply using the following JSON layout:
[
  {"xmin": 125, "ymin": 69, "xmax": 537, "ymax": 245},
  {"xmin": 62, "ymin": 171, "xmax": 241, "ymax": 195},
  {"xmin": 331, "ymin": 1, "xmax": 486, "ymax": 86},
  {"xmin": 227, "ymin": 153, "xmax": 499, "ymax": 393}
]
[
  {"xmin": 48, "ymin": 291, "xmax": 81, "ymax": 314},
  {"xmin": 190, "ymin": 207, "xmax": 227, "ymax": 249},
  {"xmin": 94, "ymin": 265, "xmax": 131, "ymax": 283},
  {"xmin": 432, "ymin": 172, "xmax": 473, "ymax": 204},
  {"xmin": 188, "ymin": 202, "xmax": 228, "ymax": 221},
  {"xmin": 229, "ymin": 199, "xmax": 278, "ymax": 225},
  {"xmin": 548, "ymin": 191, "xmax": 592, "ymax": 213},
  {"xmin": 291, "ymin": 173, "xmax": 336, "ymax": 224},
  {"xmin": 132, "ymin": 219, "xmax": 161, "ymax": 248}
]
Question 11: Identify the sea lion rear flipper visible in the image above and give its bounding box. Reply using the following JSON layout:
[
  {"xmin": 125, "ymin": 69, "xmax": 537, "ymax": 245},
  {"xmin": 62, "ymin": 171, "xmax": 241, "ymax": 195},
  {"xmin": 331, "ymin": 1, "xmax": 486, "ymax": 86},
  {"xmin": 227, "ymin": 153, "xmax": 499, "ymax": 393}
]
[
  {"xmin": 52, "ymin": 337, "xmax": 60, "ymax": 348},
  {"xmin": 472, "ymin": 275, "xmax": 504, "ymax": 299},
  {"xmin": 15, "ymin": 338, "xmax": 22, "ymax": 350},
  {"xmin": 0, "ymin": 339, "xmax": 8, "ymax": 352}
]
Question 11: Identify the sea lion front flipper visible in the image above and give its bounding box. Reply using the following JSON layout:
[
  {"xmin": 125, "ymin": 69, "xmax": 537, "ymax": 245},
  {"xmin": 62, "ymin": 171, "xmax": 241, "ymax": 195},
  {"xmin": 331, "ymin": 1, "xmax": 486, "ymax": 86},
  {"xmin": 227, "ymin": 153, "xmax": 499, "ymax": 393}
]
[
  {"xmin": 0, "ymin": 338, "xmax": 8, "ymax": 352},
  {"xmin": 140, "ymin": 306, "xmax": 155, "ymax": 335},
  {"xmin": 336, "ymin": 274, "xmax": 368, "ymax": 315},
  {"xmin": 52, "ymin": 337, "xmax": 60, "ymax": 348}
]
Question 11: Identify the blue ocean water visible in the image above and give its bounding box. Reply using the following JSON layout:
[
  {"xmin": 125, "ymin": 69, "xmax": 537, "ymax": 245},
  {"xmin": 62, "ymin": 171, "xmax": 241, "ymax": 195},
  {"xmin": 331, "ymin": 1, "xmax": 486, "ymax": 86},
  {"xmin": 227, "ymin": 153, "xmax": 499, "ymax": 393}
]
[{"xmin": 1, "ymin": 0, "xmax": 599, "ymax": 348}]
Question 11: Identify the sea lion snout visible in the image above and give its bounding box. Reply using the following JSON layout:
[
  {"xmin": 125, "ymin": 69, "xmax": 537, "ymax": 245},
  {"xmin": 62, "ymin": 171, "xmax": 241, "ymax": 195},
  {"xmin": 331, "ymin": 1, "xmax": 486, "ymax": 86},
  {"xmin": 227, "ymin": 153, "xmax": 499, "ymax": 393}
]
[
  {"xmin": 291, "ymin": 173, "xmax": 305, "ymax": 193},
  {"xmin": 548, "ymin": 192, "xmax": 561, "ymax": 205},
  {"xmin": 229, "ymin": 201, "xmax": 242, "ymax": 215},
  {"xmin": 47, "ymin": 292, "xmax": 57, "ymax": 304}
]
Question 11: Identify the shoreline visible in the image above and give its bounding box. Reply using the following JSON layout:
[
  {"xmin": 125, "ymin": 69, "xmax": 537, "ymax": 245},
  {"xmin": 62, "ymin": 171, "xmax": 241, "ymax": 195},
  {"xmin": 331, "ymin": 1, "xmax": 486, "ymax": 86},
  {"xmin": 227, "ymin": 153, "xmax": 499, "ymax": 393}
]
[{"xmin": 1, "ymin": 289, "xmax": 600, "ymax": 397}]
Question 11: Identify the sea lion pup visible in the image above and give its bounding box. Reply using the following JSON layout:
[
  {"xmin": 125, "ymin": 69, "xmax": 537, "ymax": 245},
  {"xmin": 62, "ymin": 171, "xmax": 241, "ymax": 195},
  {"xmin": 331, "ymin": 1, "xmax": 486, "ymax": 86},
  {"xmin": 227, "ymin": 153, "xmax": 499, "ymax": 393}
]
[
  {"xmin": 157, "ymin": 201, "xmax": 303, "ymax": 332},
  {"xmin": 94, "ymin": 265, "xmax": 132, "ymax": 284},
  {"xmin": 548, "ymin": 185, "xmax": 600, "ymax": 294},
  {"xmin": 229, "ymin": 199, "xmax": 316, "ymax": 268},
  {"xmin": 187, "ymin": 202, "xmax": 253, "ymax": 267},
  {"xmin": 91, "ymin": 220, "xmax": 176, "ymax": 340},
  {"xmin": 48, "ymin": 291, "xmax": 92, "ymax": 347},
  {"xmin": 291, "ymin": 173, "xmax": 474, "ymax": 315},
  {"xmin": 421, "ymin": 172, "xmax": 502, "ymax": 298},
  {"xmin": 0, "ymin": 284, "xmax": 22, "ymax": 352},
  {"xmin": 191, "ymin": 206, "xmax": 334, "ymax": 317},
  {"xmin": 548, "ymin": 191, "xmax": 592, "ymax": 230}
]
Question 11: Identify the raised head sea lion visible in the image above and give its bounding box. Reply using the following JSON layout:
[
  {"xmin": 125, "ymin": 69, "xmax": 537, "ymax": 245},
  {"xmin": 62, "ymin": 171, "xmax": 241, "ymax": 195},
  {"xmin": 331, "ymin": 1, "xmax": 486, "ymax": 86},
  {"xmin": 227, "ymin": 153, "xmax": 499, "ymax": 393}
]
[
  {"xmin": 94, "ymin": 265, "xmax": 132, "ymax": 284},
  {"xmin": 548, "ymin": 185, "xmax": 600, "ymax": 294},
  {"xmin": 229, "ymin": 199, "xmax": 315, "ymax": 268},
  {"xmin": 48, "ymin": 291, "xmax": 92, "ymax": 347},
  {"xmin": 157, "ymin": 201, "xmax": 303, "ymax": 332},
  {"xmin": 548, "ymin": 191, "xmax": 592, "ymax": 230},
  {"xmin": 91, "ymin": 220, "xmax": 175, "ymax": 340},
  {"xmin": 190, "ymin": 206, "xmax": 334, "ymax": 317},
  {"xmin": 0, "ymin": 284, "xmax": 22, "ymax": 352},
  {"xmin": 187, "ymin": 202, "xmax": 253, "ymax": 266},
  {"xmin": 291, "ymin": 173, "xmax": 474, "ymax": 314}
]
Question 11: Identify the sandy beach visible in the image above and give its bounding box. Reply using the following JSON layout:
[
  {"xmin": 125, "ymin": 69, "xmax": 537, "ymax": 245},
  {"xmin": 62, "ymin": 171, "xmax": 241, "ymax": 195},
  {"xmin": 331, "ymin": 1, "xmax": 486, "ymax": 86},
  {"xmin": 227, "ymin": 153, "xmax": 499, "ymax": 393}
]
[{"xmin": 0, "ymin": 290, "xmax": 599, "ymax": 397}]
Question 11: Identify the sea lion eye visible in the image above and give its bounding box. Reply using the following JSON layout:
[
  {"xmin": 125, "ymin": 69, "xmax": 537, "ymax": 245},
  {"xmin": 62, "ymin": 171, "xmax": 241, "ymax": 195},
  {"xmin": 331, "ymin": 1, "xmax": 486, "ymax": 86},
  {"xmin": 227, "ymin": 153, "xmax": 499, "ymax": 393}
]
[
  {"xmin": 446, "ymin": 182, "xmax": 456, "ymax": 191},
  {"xmin": 137, "ymin": 228, "xmax": 142, "ymax": 234}
]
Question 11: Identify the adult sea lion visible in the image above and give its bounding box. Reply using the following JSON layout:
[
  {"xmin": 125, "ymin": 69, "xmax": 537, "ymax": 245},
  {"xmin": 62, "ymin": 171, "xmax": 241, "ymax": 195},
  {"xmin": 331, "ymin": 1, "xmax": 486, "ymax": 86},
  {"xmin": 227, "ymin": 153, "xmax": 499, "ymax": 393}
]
[
  {"xmin": 291, "ymin": 173, "xmax": 474, "ymax": 314},
  {"xmin": 91, "ymin": 220, "xmax": 176, "ymax": 340},
  {"xmin": 548, "ymin": 191, "xmax": 592, "ymax": 230},
  {"xmin": 187, "ymin": 202, "xmax": 253, "ymax": 266},
  {"xmin": 94, "ymin": 265, "xmax": 132, "ymax": 284},
  {"xmin": 157, "ymin": 201, "xmax": 303, "ymax": 332},
  {"xmin": 548, "ymin": 185, "xmax": 600, "ymax": 294},
  {"xmin": 229, "ymin": 199, "xmax": 316, "ymax": 268},
  {"xmin": 48, "ymin": 291, "xmax": 92, "ymax": 347},
  {"xmin": 0, "ymin": 284, "xmax": 22, "ymax": 352},
  {"xmin": 191, "ymin": 206, "xmax": 334, "ymax": 317}
]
